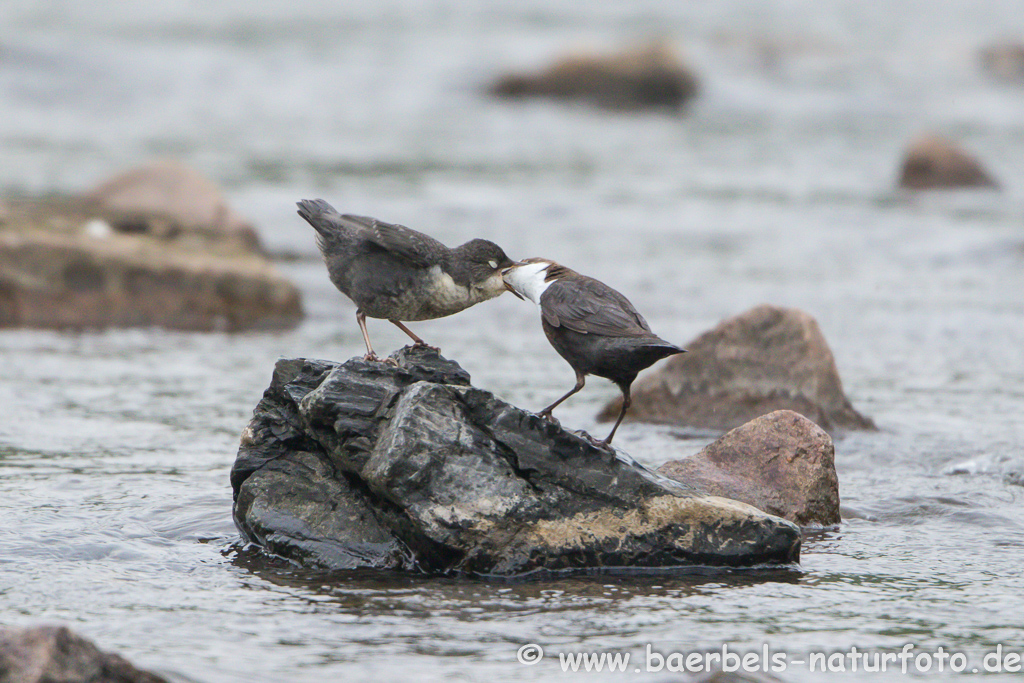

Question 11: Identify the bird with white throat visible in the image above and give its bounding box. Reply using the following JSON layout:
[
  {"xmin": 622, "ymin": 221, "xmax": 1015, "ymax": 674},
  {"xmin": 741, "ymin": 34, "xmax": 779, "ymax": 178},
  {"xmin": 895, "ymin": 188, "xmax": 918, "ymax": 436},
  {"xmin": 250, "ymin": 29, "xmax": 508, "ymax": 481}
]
[{"xmin": 503, "ymin": 257, "xmax": 685, "ymax": 449}]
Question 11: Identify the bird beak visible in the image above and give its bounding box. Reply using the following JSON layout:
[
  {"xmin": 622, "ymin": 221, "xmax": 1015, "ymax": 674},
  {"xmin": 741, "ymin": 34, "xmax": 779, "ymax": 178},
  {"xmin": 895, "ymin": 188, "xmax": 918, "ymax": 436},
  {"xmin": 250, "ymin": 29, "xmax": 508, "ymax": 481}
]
[
  {"xmin": 501, "ymin": 264, "xmax": 526, "ymax": 300},
  {"xmin": 503, "ymin": 279, "xmax": 525, "ymax": 300}
]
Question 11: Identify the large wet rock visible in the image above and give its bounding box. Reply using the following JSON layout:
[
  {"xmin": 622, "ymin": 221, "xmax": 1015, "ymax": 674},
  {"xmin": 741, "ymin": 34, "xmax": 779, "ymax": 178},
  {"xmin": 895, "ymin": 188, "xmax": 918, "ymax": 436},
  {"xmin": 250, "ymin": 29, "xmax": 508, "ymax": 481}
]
[
  {"xmin": 658, "ymin": 410, "xmax": 839, "ymax": 526},
  {"xmin": 0, "ymin": 162, "xmax": 303, "ymax": 331},
  {"xmin": 897, "ymin": 134, "xmax": 999, "ymax": 190},
  {"xmin": 0, "ymin": 625, "xmax": 167, "ymax": 683},
  {"xmin": 490, "ymin": 40, "xmax": 699, "ymax": 111},
  {"xmin": 598, "ymin": 305, "xmax": 874, "ymax": 433},
  {"xmin": 231, "ymin": 347, "xmax": 800, "ymax": 576}
]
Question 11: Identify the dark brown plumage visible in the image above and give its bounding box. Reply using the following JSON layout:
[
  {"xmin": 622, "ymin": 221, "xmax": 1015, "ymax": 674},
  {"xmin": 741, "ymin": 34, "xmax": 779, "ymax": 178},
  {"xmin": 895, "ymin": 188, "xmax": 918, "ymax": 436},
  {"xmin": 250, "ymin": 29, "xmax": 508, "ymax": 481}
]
[{"xmin": 503, "ymin": 258, "xmax": 685, "ymax": 448}]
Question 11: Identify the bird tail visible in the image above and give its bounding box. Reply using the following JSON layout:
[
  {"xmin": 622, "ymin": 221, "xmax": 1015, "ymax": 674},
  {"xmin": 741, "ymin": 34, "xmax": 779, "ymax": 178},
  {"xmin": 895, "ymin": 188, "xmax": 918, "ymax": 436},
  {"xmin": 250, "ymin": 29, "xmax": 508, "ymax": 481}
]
[
  {"xmin": 296, "ymin": 198, "xmax": 347, "ymax": 253},
  {"xmin": 634, "ymin": 339, "xmax": 686, "ymax": 366}
]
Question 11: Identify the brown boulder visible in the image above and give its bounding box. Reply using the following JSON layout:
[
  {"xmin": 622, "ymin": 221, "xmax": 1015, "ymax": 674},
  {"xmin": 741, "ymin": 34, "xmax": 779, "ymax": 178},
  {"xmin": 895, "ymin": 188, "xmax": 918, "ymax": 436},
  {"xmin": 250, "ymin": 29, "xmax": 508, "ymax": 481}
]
[
  {"xmin": 490, "ymin": 40, "xmax": 699, "ymax": 111},
  {"xmin": 0, "ymin": 625, "xmax": 168, "ymax": 683},
  {"xmin": 898, "ymin": 134, "xmax": 998, "ymax": 190},
  {"xmin": 0, "ymin": 195, "xmax": 302, "ymax": 332},
  {"xmin": 980, "ymin": 42, "xmax": 1024, "ymax": 82},
  {"xmin": 658, "ymin": 410, "xmax": 839, "ymax": 526},
  {"xmin": 598, "ymin": 304, "xmax": 874, "ymax": 432},
  {"xmin": 83, "ymin": 159, "xmax": 262, "ymax": 250}
]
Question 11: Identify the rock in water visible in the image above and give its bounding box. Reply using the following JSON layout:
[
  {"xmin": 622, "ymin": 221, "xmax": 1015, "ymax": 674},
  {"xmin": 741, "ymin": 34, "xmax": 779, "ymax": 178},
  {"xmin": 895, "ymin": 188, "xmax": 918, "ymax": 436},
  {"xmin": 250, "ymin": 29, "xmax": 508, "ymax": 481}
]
[
  {"xmin": 658, "ymin": 410, "xmax": 840, "ymax": 526},
  {"xmin": 898, "ymin": 134, "xmax": 999, "ymax": 190},
  {"xmin": 231, "ymin": 347, "xmax": 800, "ymax": 576},
  {"xmin": 0, "ymin": 625, "xmax": 168, "ymax": 683},
  {"xmin": 489, "ymin": 40, "xmax": 699, "ymax": 111},
  {"xmin": 598, "ymin": 305, "xmax": 874, "ymax": 433},
  {"xmin": 0, "ymin": 187, "xmax": 302, "ymax": 332},
  {"xmin": 84, "ymin": 158, "xmax": 261, "ymax": 250},
  {"xmin": 980, "ymin": 42, "xmax": 1024, "ymax": 83}
]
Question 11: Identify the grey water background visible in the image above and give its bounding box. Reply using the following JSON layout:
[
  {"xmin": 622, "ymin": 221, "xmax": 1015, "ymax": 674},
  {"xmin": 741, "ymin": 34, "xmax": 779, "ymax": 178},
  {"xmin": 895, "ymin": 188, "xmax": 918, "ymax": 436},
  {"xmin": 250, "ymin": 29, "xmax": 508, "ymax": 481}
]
[{"xmin": 2, "ymin": 1, "xmax": 1023, "ymax": 680}]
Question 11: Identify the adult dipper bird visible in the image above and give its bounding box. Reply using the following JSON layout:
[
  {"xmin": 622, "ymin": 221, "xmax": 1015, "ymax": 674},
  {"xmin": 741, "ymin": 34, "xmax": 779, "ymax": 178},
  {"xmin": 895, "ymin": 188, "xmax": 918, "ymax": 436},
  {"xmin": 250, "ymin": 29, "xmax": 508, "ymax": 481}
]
[
  {"xmin": 503, "ymin": 258, "xmax": 685, "ymax": 448},
  {"xmin": 297, "ymin": 198, "xmax": 518, "ymax": 361}
]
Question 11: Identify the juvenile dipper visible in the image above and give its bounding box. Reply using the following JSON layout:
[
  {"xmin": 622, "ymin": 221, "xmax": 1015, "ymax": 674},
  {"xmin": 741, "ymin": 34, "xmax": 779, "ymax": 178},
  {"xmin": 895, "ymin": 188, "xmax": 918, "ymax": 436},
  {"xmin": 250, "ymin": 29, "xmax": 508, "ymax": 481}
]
[
  {"xmin": 297, "ymin": 198, "xmax": 517, "ymax": 361},
  {"xmin": 503, "ymin": 257, "xmax": 685, "ymax": 448}
]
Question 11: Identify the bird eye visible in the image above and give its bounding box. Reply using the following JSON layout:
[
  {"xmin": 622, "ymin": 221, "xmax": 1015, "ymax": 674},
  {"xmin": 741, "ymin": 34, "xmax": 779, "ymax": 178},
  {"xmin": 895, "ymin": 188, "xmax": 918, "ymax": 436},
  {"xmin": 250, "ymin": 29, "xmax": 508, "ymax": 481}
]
[{"xmin": 488, "ymin": 260, "xmax": 498, "ymax": 269}]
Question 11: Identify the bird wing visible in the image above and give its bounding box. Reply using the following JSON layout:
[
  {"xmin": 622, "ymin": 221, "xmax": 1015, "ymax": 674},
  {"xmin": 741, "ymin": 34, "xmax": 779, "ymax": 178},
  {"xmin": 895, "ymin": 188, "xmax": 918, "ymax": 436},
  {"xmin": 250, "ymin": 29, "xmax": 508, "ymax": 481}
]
[
  {"xmin": 539, "ymin": 276, "xmax": 654, "ymax": 337},
  {"xmin": 341, "ymin": 214, "xmax": 446, "ymax": 269},
  {"xmin": 296, "ymin": 199, "xmax": 444, "ymax": 269}
]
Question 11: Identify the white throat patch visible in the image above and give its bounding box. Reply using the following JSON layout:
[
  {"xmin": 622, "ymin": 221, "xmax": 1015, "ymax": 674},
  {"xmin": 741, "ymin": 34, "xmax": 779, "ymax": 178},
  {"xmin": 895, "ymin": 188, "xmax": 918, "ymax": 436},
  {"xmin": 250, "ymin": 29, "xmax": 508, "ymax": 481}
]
[{"xmin": 503, "ymin": 261, "xmax": 554, "ymax": 305}]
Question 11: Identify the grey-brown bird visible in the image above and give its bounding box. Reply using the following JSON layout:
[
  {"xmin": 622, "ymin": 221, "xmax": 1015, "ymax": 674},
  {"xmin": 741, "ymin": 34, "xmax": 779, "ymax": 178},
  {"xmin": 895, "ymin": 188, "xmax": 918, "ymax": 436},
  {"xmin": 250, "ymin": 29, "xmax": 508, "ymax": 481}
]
[
  {"xmin": 503, "ymin": 257, "xmax": 685, "ymax": 448},
  {"xmin": 298, "ymin": 198, "xmax": 517, "ymax": 361}
]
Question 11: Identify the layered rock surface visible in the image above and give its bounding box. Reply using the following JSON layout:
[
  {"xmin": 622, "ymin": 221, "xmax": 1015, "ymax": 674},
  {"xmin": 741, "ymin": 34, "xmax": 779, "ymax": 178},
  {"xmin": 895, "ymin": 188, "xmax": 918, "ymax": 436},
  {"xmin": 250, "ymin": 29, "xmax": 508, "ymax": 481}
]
[
  {"xmin": 0, "ymin": 161, "xmax": 302, "ymax": 331},
  {"xmin": 231, "ymin": 347, "xmax": 801, "ymax": 576}
]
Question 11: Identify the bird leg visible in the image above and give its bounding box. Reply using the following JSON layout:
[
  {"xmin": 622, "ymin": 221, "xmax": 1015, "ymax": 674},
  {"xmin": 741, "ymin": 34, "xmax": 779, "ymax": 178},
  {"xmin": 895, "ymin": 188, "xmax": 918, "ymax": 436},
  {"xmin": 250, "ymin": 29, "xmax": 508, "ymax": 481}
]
[
  {"xmin": 356, "ymin": 310, "xmax": 389, "ymax": 363},
  {"xmin": 389, "ymin": 319, "xmax": 440, "ymax": 352},
  {"xmin": 597, "ymin": 386, "xmax": 631, "ymax": 450},
  {"xmin": 538, "ymin": 371, "xmax": 586, "ymax": 424}
]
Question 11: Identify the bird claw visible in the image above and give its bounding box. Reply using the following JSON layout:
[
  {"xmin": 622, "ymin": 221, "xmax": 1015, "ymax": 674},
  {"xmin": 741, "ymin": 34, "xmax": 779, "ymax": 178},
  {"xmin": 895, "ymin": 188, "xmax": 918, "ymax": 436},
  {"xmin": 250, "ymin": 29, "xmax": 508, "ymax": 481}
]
[
  {"xmin": 411, "ymin": 340, "xmax": 441, "ymax": 353},
  {"xmin": 363, "ymin": 352, "xmax": 398, "ymax": 366},
  {"xmin": 580, "ymin": 432, "xmax": 615, "ymax": 452},
  {"xmin": 537, "ymin": 411, "xmax": 561, "ymax": 428}
]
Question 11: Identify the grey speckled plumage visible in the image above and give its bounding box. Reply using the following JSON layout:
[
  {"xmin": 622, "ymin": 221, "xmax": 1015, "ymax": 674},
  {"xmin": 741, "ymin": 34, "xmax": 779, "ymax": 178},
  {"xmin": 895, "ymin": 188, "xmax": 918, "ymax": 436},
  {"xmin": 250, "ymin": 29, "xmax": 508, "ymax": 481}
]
[
  {"xmin": 503, "ymin": 257, "xmax": 685, "ymax": 447},
  {"xmin": 298, "ymin": 198, "xmax": 516, "ymax": 361}
]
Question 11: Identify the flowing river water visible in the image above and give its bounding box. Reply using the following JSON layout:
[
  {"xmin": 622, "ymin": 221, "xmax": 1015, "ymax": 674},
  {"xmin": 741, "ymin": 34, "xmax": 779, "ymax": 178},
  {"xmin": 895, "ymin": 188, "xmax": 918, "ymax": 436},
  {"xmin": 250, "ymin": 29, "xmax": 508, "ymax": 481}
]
[{"xmin": 1, "ymin": 1, "xmax": 1023, "ymax": 681}]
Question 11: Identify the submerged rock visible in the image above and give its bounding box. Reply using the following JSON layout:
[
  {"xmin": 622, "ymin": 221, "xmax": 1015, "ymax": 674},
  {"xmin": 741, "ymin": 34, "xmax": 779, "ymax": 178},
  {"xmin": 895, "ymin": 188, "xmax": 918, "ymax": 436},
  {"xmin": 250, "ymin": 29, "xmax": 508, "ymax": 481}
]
[
  {"xmin": 231, "ymin": 347, "xmax": 800, "ymax": 576},
  {"xmin": 598, "ymin": 305, "xmax": 874, "ymax": 433},
  {"xmin": 0, "ymin": 625, "xmax": 168, "ymax": 683},
  {"xmin": 658, "ymin": 410, "xmax": 840, "ymax": 526},
  {"xmin": 898, "ymin": 134, "xmax": 999, "ymax": 190},
  {"xmin": 0, "ymin": 166, "xmax": 303, "ymax": 331},
  {"xmin": 490, "ymin": 40, "xmax": 699, "ymax": 111}
]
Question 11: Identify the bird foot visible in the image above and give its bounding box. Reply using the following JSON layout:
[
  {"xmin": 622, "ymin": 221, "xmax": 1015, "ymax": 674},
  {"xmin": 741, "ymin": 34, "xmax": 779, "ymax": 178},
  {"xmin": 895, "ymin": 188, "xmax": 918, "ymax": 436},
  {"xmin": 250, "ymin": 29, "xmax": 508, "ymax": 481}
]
[
  {"xmin": 580, "ymin": 432, "xmax": 615, "ymax": 452},
  {"xmin": 362, "ymin": 352, "xmax": 398, "ymax": 366},
  {"xmin": 411, "ymin": 340, "xmax": 441, "ymax": 353},
  {"xmin": 537, "ymin": 411, "xmax": 561, "ymax": 428}
]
